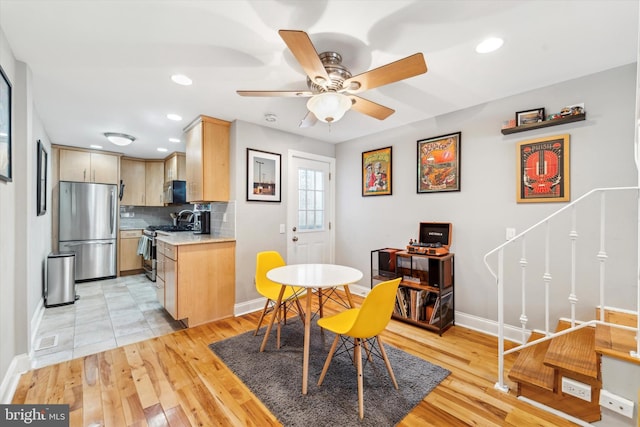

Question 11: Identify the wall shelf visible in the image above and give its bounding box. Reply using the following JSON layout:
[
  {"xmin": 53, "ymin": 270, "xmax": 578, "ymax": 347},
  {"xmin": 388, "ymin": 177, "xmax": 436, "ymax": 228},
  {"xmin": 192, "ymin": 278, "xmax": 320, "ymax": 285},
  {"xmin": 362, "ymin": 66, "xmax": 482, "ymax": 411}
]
[{"xmin": 501, "ymin": 113, "xmax": 586, "ymax": 135}]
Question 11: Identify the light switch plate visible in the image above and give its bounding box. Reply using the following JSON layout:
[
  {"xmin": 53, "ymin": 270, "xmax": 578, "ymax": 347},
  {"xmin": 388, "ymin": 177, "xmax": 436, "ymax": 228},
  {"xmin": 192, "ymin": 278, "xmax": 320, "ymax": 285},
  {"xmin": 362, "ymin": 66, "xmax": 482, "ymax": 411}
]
[{"xmin": 279, "ymin": 224, "xmax": 285, "ymax": 234}]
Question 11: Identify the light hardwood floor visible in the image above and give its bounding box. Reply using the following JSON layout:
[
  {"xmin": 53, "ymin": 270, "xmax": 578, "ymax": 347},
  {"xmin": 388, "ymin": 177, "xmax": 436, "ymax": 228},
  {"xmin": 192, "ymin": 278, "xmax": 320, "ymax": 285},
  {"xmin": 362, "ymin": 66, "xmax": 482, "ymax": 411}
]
[{"xmin": 12, "ymin": 292, "xmax": 581, "ymax": 426}]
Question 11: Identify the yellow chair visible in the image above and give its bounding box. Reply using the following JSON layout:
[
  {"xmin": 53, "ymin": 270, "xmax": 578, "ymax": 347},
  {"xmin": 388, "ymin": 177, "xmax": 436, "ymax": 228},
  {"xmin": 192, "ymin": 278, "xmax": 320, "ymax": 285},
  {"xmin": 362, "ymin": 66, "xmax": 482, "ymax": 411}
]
[
  {"xmin": 317, "ymin": 277, "xmax": 402, "ymax": 419},
  {"xmin": 255, "ymin": 251, "xmax": 305, "ymax": 348}
]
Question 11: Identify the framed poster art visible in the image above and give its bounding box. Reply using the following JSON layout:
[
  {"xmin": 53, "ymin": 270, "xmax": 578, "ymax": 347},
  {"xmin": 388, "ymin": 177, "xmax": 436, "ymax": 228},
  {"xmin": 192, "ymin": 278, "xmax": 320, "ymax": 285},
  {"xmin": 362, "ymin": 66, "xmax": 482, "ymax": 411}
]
[
  {"xmin": 516, "ymin": 134, "xmax": 570, "ymax": 203},
  {"xmin": 516, "ymin": 107, "xmax": 545, "ymax": 126},
  {"xmin": 37, "ymin": 140, "xmax": 48, "ymax": 216},
  {"xmin": 362, "ymin": 146, "xmax": 392, "ymax": 196},
  {"xmin": 0, "ymin": 64, "xmax": 11, "ymax": 182},
  {"xmin": 417, "ymin": 132, "xmax": 460, "ymax": 193},
  {"xmin": 246, "ymin": 148, "xmax": 281, "ymax": 202}
]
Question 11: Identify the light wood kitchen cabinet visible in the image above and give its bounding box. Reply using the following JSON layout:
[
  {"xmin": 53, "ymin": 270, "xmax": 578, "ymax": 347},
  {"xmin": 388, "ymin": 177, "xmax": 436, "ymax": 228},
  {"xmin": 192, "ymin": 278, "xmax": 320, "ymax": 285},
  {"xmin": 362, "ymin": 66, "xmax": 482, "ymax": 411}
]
[
  {"xmin": 120, "ymin": 158, "xmax": 146, "ymax": 205},
  {"xmin": 119, "ymin": 229, "xmax": 143, "ymax": 273},
  {"xmin": 164, "ymin": 152, "xmax": 186, "ymax": 182},
  {"xmin": 59, "ymin": 149, "xmax": 119, "ymax": 184},
  {"xmin": 156, "ymin": 240, "xmax": 166, "ymax": 308},
  {"xmin": 145, "ymin": 160, "xmax": 164, "ymax": 206},
  {"xmin": 155, "ymin": 238, "xmax": 235, "ymax": 326},
  {"xmin": 184, "ymin": 115, "xmax": 230, "ymax": 202},
  {"xmin": 120, "ymin": 158, "xmax": 165, "ymax": 206}
]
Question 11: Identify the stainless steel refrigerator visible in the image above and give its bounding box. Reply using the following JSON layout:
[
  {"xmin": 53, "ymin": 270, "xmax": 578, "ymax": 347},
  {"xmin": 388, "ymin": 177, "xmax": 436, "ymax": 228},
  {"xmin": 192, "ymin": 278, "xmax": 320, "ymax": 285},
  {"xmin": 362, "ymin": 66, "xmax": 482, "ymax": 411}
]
[{"xmin": 58, "ymin": 181, "xmax": 118, "ymax": 281}]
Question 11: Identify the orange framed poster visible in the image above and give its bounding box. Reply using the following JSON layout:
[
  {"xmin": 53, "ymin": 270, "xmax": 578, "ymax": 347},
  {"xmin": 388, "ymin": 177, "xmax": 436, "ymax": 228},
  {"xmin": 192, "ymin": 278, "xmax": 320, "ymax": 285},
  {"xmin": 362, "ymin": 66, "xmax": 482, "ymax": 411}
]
[
  {"xmin": 362, "ymin": 146, "xmax": 392, "ymax": 196},
  {"xmin": 516, "ymin": 134, "xmax": 570, "ymax": 203}
]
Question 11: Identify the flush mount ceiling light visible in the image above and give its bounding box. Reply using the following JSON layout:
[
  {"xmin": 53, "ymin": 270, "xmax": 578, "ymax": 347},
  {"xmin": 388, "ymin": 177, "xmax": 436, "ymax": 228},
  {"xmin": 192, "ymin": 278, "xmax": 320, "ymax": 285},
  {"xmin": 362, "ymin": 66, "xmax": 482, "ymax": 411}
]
[
  {"xmin": 167, "ymin": 113, "xmax": 182, "ymax": 121},
  {"xmin": 104, "ymin": 132, "xmax": 135, "ymax": 146},
  {"xmin": 476, "ymin": 37, "xmax": 504, "ymax": 53},
  {"xmin": 306, "ymin": 92, "xmax": 352, "ymax": 123},
  {"xmin": 171, "ymin": 74, "xmax": 192, "ymax": 86}
]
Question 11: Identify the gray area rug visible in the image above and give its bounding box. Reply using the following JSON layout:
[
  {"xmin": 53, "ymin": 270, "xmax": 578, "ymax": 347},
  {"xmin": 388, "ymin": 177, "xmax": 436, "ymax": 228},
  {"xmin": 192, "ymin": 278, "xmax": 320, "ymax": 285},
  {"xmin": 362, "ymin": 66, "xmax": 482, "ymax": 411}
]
[{"xmin": 209, "ymin": 320, "xmax": 450, "ymax": 426}]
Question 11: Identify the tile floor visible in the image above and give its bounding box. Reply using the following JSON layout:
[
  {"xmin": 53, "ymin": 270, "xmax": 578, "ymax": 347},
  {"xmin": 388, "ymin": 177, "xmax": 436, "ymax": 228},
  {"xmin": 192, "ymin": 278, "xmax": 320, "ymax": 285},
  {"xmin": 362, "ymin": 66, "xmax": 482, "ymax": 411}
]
[{"xmin": 33, "ymin": 274, "xmax": 185, "ymax": 368}]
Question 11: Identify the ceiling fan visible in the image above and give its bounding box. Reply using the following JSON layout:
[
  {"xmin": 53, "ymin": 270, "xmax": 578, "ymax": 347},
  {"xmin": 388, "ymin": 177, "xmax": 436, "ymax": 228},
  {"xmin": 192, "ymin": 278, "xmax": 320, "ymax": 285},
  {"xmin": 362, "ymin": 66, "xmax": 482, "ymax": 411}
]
[{"xmin": 237, "ymin": 30, "xmax": 428, "ymax": 126}]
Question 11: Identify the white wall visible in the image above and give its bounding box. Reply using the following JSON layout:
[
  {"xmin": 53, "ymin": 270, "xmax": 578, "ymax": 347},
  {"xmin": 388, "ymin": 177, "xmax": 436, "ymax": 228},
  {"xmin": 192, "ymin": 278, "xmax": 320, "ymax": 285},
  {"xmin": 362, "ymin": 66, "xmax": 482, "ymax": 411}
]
[
  {"xmin": 230, "ymin": 121, "xmax": 335, "ymax": 304},
  {"xmin": 335, "ymin": 64, "xmax": 638, "ymax": 326},
  {"xmin": 0, "ymin": 28, "xmax": 52, "ymax": 401}
]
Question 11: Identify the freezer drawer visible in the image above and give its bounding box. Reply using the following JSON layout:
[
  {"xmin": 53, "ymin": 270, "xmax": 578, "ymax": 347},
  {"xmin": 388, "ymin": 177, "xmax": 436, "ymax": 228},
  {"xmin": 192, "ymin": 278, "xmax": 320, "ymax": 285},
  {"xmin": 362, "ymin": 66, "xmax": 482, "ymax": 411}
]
[{"xmin": 59, "ymin": 239, "xmax": 117, "ymax": 281}]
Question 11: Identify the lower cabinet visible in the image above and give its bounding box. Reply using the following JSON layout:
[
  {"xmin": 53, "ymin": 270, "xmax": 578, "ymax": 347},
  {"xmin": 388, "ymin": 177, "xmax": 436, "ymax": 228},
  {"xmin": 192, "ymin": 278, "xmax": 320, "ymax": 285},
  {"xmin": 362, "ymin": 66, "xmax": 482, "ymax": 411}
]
[
  {"xmin": 155, "ymin": 238, "xmax": 235, "ymax": 327},
  {"xmin": 119, "ymin": 230, "xmax": 143, "ymax": 274}
]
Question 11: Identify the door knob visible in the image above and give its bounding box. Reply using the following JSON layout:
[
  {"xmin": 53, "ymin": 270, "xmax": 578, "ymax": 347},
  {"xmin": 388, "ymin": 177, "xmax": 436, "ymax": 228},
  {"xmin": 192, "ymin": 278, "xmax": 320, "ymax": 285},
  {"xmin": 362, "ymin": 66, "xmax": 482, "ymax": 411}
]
[
  {"xmin": 292, "ymin": 226, "xmax": 297, "ymax": 232},
  {"xmin": 292, "ymin": 236, "xmax": 298, "ymax": 242}
]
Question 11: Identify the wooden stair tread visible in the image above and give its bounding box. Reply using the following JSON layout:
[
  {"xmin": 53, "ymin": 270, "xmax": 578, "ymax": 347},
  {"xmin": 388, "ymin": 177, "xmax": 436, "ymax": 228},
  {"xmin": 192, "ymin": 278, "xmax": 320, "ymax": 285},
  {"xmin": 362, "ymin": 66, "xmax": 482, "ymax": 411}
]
[
  {"xmin": 544, "ymin": 324, "xmax": 599, "ymax": 379},
  {"xmin": 508, "ymin": 332, "xmax": 555, "ymax": 391},
  {"xmin": 595, "ymin": 324, "xmax": 640, "ymax": 364}
]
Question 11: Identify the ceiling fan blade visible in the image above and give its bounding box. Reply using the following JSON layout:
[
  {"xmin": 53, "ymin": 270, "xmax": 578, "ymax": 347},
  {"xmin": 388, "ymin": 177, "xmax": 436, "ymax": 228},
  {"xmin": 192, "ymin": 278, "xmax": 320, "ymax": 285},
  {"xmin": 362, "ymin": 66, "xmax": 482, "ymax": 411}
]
[
  {"xmin": 237, "ymin": 90, "xmax": 313, "ymax": 97},
  {"xmin": 278, "ymin": 30, "xmax": 330, "ymax": 87},
  {"xmin": 343, "ymin": 53, "xmax": 427, "ymax": 93},
  {"xmin": 299, "ymin": 111, "xmax": 318, "ymax": 128},
  {"xmin": 348, "ymin": 95, "xmax": 395, "ymax": 120}
]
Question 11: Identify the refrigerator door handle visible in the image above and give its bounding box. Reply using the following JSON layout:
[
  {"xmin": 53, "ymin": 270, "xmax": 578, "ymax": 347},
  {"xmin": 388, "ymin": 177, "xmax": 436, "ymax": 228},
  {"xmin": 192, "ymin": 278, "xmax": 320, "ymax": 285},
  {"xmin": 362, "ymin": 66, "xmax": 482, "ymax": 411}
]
[{"xmin": 109, "ymin": 188, "xmax": 115, "ymax": 235}]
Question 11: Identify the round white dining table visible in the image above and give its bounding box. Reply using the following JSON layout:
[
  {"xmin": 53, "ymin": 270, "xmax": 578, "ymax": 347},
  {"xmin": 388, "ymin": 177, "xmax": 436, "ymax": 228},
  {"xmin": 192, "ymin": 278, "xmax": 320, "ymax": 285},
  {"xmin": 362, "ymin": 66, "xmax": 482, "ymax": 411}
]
[{"xmin": 262, "ymin": 263, "xmax": 363, "ymax": 395}]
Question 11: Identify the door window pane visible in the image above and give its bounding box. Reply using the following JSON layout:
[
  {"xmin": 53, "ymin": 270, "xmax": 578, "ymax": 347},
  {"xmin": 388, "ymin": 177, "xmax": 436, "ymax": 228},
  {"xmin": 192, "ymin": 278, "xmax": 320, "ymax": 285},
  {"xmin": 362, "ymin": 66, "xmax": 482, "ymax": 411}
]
[{"xmin": 298, "ymin": 167, "xmax": 325, "ymax": 230}]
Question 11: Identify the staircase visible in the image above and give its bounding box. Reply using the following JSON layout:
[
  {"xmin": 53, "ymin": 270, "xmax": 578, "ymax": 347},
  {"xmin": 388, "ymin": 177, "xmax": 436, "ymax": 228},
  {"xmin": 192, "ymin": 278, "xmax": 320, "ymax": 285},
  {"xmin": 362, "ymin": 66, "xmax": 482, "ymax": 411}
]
[{"xmin": 508, "ymin": 309, "xmax": 639, "ymax": 423}]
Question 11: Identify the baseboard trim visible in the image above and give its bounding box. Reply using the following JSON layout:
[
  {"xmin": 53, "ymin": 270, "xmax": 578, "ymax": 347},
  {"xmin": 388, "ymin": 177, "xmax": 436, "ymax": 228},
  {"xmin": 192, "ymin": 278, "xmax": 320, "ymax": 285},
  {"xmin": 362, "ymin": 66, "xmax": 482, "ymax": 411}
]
[
  {"xmin": 29, "ymin": 298, "xmax": 45, "ymax": 358},
  {"xmin": 0, "ymin": 354, "xmax": 31, "ymax": 404},
  {"xmin": 453, "ymin": 311, "xmax": 527, "ymax": 344}
]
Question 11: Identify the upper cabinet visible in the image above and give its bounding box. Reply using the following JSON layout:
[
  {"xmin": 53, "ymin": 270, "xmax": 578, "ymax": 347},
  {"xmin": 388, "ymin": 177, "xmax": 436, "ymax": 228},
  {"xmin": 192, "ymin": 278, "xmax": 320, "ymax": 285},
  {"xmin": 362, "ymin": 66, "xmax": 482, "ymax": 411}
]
[
  {"xmin": 120, "ymin": 158, "xmax": 146, "ymax": 205},
  {"xmin": 145, "ymin": 160, "xmax": 164, "ymax": 206},
  {"xmin": 164, "ymin": 153, "xmax": 186, "ymax": 182},
  {"xmin": 184, "ymin": 115, "xmax": 230, "ymax": 202},
  {"xmin": 120, "ymin": 158, "xmax": 165, "ymax": 206},
  {"xmin": 59, "ymin": 149, "xmax": 119, "ymax": 184}
]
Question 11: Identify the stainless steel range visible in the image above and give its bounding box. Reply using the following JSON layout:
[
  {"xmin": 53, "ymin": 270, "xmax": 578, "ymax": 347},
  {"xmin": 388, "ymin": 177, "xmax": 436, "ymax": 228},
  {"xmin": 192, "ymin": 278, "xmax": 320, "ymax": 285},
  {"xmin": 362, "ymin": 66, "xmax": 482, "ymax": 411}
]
[{"xmin": 142, "ymin": 225, "xmax": 192, "ymax": 281}]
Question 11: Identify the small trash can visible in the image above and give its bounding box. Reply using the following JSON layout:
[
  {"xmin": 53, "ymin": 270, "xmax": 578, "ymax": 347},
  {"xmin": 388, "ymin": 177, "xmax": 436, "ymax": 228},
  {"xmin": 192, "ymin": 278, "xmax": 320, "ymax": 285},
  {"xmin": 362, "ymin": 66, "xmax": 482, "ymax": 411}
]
[{"xmin": 45, "ymin": 252, "xmax": 77, "ymax": 307}]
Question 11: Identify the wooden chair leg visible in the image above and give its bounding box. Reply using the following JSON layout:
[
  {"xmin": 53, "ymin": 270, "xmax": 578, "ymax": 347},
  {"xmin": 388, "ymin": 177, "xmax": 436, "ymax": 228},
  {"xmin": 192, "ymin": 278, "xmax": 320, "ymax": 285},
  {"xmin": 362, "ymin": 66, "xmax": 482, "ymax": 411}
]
[
  {"xmin": 318, "ymin": 334, "xmax": 340, "ymax": 386},
  {"xmin": 254, "ymin": 299, "xmax": 271, "ymax": 336},
  {"xmin": 294, "ymin": 297, "xmax": 305, "ymax": 325},
  {"xmin": 355, "ymin": 338, "xmax": 364, "ymax": 419},
  {"xmin": 377, "ymin": 336, "xmax": 398, "ymax": 389}
]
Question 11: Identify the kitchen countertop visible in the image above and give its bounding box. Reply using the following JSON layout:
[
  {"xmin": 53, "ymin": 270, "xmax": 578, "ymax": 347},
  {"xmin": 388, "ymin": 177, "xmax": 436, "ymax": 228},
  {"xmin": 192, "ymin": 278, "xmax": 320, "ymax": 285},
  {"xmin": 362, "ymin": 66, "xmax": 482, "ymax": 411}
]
[{"xmin": 155, "ymin": 231, "xmax": 235, "ymax": 246}]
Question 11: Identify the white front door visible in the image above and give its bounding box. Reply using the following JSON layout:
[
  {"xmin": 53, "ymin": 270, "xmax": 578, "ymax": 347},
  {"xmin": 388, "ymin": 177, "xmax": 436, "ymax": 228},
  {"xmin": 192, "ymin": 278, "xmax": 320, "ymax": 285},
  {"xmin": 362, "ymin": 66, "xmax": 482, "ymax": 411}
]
[{"xmin": 286, "ymin": 151, "xmax": 335, "ymax": 265}]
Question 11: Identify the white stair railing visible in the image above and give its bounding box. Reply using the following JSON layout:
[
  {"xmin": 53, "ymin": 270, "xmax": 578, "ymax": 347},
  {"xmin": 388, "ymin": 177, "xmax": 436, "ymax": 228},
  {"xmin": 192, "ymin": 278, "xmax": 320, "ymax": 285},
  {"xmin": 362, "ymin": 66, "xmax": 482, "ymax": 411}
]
[{"xmin": 484, "ymin": 186, "xmax": 640, "ymax": 392}]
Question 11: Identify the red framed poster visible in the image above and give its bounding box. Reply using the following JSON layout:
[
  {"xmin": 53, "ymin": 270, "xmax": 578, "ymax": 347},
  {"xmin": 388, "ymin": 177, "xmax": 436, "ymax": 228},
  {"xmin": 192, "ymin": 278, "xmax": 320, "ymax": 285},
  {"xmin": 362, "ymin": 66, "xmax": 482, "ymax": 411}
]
[{"xmin": 516, "ymin": 134, "xmax": 570, "ymax": 203}]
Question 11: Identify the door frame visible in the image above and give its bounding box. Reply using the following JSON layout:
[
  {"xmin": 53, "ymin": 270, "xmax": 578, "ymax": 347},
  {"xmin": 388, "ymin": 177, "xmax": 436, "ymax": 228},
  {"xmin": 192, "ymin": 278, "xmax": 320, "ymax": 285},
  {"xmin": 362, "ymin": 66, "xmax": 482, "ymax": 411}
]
[{"xmin": 286, "ymin": 149, "xmax": 336, "ymax": 264}]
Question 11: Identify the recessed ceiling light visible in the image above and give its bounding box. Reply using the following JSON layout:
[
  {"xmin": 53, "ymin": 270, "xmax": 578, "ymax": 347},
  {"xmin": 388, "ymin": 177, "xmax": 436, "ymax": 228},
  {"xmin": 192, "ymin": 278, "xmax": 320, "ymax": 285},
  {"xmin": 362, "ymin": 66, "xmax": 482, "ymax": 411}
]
[
  {"xmin": 90, "ymin": 144, "xmax": 103, "ymax": 149},
  {"xmin": 476, "ymin": 37, "xmax": 504, "ymax": 53},
  {"xmin": 167, "ymin": 113, "xmax": 182, "ymax": 121},
  {"xmin": 157, "ymin": 147, "xmax": 168, "ymax": 152},
  {"xmin": 104, "ymin": 132, "xmax": 135, "ymax": 146},
  {"xmin": 169, "ymin": 138, "xmax": 181, "ymax": 143},
  {"xmin": 171, "ymin": 74, "xmax": 192, "ymax": 86},
  {"xmin": 264, "ymin": 113, "xmax": 277, "ymax": 122}
]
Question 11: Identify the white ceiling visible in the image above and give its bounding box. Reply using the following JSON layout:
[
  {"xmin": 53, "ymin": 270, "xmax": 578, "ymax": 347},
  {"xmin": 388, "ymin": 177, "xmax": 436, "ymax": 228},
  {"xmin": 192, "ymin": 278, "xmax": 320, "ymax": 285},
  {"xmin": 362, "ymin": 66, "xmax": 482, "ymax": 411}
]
[{"xmin": 0, "ymin": 0, "xmax": 638, "ymax": 159}]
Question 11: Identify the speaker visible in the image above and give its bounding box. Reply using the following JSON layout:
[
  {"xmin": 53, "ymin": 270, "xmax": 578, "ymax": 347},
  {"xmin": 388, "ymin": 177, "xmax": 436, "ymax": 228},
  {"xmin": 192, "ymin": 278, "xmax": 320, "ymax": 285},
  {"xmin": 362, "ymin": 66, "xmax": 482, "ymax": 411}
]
[{"xmin": 378, "ymin": 249, "xmax": 399, "ymax": 277}]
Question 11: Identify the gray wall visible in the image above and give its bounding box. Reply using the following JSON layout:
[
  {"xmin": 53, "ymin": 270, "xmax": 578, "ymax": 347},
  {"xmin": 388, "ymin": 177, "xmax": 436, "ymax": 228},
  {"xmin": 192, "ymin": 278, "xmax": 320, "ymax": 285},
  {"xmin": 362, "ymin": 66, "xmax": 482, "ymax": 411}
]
[
  {"xmin": 230, "ymin": 121, "xmax": 335, "ymax": 304},
  {"xmin": 334, "ymin": 64, "xmax": 638, "ymax": 324}
]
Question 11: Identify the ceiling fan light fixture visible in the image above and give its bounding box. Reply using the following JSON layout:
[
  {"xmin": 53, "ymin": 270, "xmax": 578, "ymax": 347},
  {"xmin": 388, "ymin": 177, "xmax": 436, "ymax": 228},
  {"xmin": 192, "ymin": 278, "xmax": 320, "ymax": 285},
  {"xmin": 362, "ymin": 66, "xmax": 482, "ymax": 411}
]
[
  {"xmin": 306, "ymin": 92, "xmax": 352, "ymax": 123},
  {"xmin": 104, "ymin": 132, "xmax": 135, "ymax": 146}
]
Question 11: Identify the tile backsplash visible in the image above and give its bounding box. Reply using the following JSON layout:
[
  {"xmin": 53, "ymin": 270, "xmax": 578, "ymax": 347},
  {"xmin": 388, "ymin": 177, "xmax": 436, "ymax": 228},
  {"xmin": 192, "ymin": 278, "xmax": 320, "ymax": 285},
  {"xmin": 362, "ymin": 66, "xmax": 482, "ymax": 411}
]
[{"xmin": 119, "ymin": 201, "xmax": 235, "ymax": 238}]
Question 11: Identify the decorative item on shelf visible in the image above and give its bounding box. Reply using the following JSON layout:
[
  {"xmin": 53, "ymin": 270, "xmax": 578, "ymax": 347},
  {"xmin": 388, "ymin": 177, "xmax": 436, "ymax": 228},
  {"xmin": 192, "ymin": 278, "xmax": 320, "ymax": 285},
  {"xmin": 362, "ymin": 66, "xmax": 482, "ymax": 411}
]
[
  {"xmin": 516, "ymin": 107, "xmax": 545, "ymax": 126},
  {"xmin": 560, "ymin": 103, "xmax": 585, "ymax": 116},
  {"xmin": 501, "ymin": 119, "xmax": 516, "ymax": 129},
  {"xmin": 547, "ymin": 113, "xmax": 563, "ymax": 120}
]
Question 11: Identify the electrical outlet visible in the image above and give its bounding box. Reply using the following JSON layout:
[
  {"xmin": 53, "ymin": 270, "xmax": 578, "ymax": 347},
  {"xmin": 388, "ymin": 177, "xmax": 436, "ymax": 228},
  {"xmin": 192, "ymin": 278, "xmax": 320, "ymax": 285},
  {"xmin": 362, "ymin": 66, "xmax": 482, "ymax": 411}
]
[
  {"xmin": 506, "ymin": 227, "xmax": 516, "ymax": 240},
  {"xmin": 561, "ymin": 377, "xmax": 591, "ymax": 402},
  {"xmin": 600, "ymin": 389, "xmax": 634, "ymax": 418}
]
